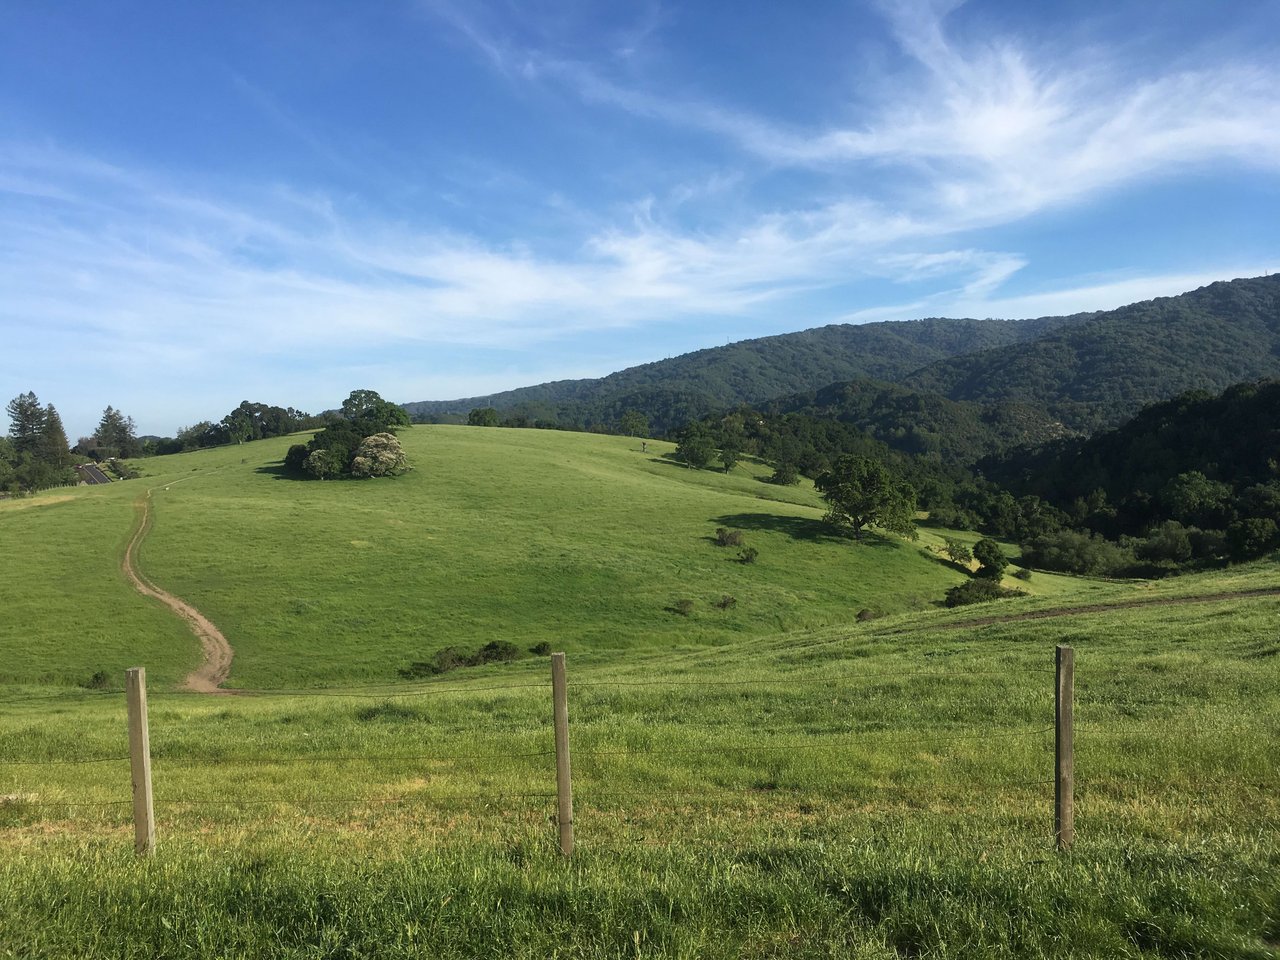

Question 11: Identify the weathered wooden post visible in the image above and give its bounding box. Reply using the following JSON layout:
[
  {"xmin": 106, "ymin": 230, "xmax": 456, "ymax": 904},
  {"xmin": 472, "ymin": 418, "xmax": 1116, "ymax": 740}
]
[
  {"xmin": 551, "ymin": 652, "xmax": 574, "ymax": 857},
  {"xmin": 125, "ymin": 667, "xmax": 156, "ymax": 857},
  {"xmin": 1055, "ymin": 645, "xmax": 1074, "ymax": 851}
]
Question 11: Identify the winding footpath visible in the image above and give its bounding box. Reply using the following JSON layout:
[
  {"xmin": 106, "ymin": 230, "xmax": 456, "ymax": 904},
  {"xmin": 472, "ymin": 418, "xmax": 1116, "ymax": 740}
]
[{"xmin": 122, "ymin": 490, "xmax": 234, "ymax": 693}]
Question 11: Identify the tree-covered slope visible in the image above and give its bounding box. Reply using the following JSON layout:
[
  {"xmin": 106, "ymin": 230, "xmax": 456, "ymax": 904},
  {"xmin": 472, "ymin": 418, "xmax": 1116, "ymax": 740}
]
[
  {"xmin": 986, "ymin": 378, "xmax": 1280, "ymax": 530},
  {"xmin": 406, "ymin": 275, "xmax": 1280, "ymax": 439},
  {"xmin": 904, "ymin": 275, "xmax": 1280, "ymax": 431},
  {"xmin": 763, "ymin": 379, "xmax": 1073, "ymax": 464},
  {"xmin": 403, "ymin": 315, "xmax": 1075, "ymax": 432}
]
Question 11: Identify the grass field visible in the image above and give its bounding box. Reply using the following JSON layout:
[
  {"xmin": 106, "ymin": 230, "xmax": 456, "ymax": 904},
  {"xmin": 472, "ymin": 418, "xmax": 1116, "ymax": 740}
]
[{"xmin": 1, "ymin": 426, "xmax": 1277, "ymax": 957}]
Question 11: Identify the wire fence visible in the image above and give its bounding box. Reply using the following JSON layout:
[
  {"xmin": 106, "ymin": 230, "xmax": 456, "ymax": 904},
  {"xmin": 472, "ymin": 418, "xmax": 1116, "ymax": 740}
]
[{"xmin": 2, "ymin": 648, "xmax": 1268, "ymax": 853}]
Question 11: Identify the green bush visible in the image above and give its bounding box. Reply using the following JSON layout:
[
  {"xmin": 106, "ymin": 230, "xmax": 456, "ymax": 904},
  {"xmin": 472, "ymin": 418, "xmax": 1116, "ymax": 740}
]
[
  {"xmin": 529, "ymin": 641, "xmax": 552, "ymax": 656},
  {"xmin": 714, "ymin": 528, "xmax": 744, "ymax": 547},
  {"xmin": 399, "ymin": 640, "xmax": 522, "ymax": 678},
  {"xmin": 944, "ymin": 580, "xmax": 1027, "ymax": 607}
]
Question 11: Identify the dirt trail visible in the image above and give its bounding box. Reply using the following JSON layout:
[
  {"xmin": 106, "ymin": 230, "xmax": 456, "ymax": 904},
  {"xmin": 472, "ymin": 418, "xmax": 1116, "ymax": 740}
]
[
  {"xmin": 939, "ymin": 586, "xmax": 1280, "ymax": 630},
  {"xmin": 122, "ymin": 491, "xmax": 234, "ymax": 693}
]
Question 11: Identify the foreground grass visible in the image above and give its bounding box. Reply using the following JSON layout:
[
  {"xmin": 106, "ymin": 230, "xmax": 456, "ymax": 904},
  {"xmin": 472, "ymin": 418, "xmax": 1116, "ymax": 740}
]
[{"xmin": 2, "ymin": 590, "xmax": 1277, "ymax": 957}]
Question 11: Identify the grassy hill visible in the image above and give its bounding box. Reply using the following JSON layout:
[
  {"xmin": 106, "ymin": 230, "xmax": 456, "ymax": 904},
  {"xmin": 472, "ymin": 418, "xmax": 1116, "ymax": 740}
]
[
  {"xmin": 2, "ymin": 425, "xmax": 1277, "ymax": 957},
  {"xmin": 2, "ymin": 425, "xmax": 996, "ymax": 689}
]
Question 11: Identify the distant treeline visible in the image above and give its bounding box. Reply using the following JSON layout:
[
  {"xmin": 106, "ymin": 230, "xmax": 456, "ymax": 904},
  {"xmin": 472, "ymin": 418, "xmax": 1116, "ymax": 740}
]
[{"xmin": 145, "ymin": 401, "xmax": 325, "ymax": 455}]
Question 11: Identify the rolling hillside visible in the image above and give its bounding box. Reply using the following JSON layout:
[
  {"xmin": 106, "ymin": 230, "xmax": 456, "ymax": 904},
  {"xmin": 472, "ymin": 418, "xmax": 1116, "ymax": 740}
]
[{"xmin": 1, "ymin": 425, "xmax": 990, "ymax": 689}]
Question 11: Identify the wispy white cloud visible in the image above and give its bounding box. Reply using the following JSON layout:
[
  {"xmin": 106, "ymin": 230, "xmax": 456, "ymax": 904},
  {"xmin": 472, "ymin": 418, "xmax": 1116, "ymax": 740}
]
[{"xmin": 440, "ymin": 0, "xmax": 1280, "ymax": 233}]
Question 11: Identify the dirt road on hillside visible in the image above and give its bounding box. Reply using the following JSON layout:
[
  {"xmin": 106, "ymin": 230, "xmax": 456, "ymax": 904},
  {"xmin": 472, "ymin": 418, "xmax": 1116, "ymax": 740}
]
[{"xmin": 122, "ymin": 492, "xmax": 234, "ymax": 693}]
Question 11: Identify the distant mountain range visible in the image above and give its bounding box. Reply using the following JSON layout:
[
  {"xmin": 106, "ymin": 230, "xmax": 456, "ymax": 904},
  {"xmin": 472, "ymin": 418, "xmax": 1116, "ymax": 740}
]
[{"xmin": 404, "ymin": 274, "xmax": 1280, "ymax": 440}]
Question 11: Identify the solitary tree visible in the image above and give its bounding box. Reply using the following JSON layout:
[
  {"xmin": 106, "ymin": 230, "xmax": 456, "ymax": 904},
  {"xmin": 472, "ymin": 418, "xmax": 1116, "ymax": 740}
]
[
  {"xmin": 619, "ymin": 410, "xmax": 649, "ymax": 438},
  {"xmin": 675, "ymin": 424, "xmax": 716, "ymax": 469},
  {"xmin": 96, "ymin": 406, "xmax": 140, "ymax": 458},
  {"xmin": 972, "ymin": 538, "xmax": 1009, "ymax": 580},
  {"xmin": 720, "ymin": 441, "xmax": 740, "ymax": 473},
  {"xmin": 814, "ymin": 455, "xmax": 917, "ymax": 541}
]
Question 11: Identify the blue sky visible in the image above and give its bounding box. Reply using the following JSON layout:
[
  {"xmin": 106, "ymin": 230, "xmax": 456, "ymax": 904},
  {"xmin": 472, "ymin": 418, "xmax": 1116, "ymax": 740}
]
[{"xmin": 2, "ymin": 0, "xmax": 1278, "ymax": 438}]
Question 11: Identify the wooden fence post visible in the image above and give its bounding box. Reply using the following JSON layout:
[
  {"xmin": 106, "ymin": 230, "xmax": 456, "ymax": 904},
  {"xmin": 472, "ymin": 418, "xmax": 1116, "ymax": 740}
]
[
  {"xmin": 551, "ymin": 652, "xmax": 574, "ymax": 857},
  {"xmin": 125, "ymin": 667, "xmax": 156, "ymax": 857},
  {"xmin": 1055, "ymin": 645, "xmax": 1074, "ymax": 851}
]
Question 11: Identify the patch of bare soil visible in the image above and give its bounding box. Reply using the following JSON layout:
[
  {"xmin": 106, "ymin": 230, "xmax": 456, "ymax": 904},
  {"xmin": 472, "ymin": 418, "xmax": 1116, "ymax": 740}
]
[{"xmin": 122, "ymin": 492, "xmax": 234, "ymax": 693}]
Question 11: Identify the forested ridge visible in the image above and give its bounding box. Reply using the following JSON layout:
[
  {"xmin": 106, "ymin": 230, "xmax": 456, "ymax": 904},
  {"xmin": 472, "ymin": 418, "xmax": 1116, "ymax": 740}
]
[
  {"xmin": 405, "ymin": 274, "xmax": 1280, "ymax": 439},
  {"xmin": 403, "ymin": 314, "xmax": 1079, "ymax": 432}
]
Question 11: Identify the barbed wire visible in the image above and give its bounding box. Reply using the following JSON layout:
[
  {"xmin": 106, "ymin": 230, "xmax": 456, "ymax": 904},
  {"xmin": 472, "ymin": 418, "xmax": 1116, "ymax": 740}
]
[
  {"xmin": 0, "ymin": 664, "xmax": 1056, "ymax": 707},
  {"xmin": 571, "ymin": 726, "xmax": 1054, "ymax": 759},
  {"xmin": 0, "ymin": 754, "xmax": 129, "ymax": 765},
  {"xmin": 2, "ymin": 799, "xmax": 133, "ymax": 809},
  {"xmin": 151, "ymin": 747, "xmax": 553, "ymax": 766},
  {"xmin": 0, "ymin": 725, "xmax": 1052, "ymax": 769}
]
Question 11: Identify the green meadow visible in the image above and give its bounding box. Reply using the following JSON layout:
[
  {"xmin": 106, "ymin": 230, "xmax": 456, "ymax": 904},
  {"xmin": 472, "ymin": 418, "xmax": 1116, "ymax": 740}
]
[{"xmin": 1, "ymin": 426, "xmax": 1277, "ymax": 957}]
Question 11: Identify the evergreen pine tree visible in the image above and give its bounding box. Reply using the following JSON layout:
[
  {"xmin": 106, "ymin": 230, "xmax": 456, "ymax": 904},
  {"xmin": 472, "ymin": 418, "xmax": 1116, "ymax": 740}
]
[{"xmin": 5, "ymin": 392, "xmax": 45, "ymax": 455}]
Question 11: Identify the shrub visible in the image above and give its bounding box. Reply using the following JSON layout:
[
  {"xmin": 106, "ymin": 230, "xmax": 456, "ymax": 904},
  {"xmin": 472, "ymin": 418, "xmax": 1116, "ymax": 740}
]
[
  {"xmin": 713, "ymin": 595, "xmax": 737, "ymax": 610},
  {"xmin": 83, "ymin": 670, "xmax": 109, "ymax": 690},
  {"xmin": 399, "ymin": 641, "xmax": 522, "ymax": 678},
  {"xmin": 855, "ymin": 608, "xmax": 879, "ymax": 622},
  {"xmin": 669, "ymin": 599, "xmax": 695, "ymax": 616},
  {"xmin": 714, "ymin": 527, "xmax": 744, "ymax": 547},
  {"xmin": 529, "ymin": 641, "xmax": 552, "ymax": 656},
  {"xmin": 944, "ymin": 580, "xmax": 1028, "ymax": 607},
  {"xmin": 943, "ymin": 537, "xmax": 973, "ymax": 566},
  {"xmin": 738, "ymin": 547, "xmax": 759, "ymax": 564},
  {"xmin": 284, "ymin": 444, "xmax": 310, "ymax": 473},
  {"xmin": 349, "ymin": 432, "xmax": 409, "ymax": 478},
  {"xmin": 1189, "ymin": 528, "xmax": 1228, "ymax": 560},
  {"xmin": 473, "ymin": 640, "xmax": 521, "ymax": 665},
  {"xmin": 1011, "ymin": 568, "xmax": 1032, "ymax": 581}
]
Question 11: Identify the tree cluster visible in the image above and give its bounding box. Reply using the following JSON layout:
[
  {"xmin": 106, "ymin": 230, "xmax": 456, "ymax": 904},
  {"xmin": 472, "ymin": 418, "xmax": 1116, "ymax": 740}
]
[
  {"xmin": 2, "ymin": 392, "xmax": 77, "ymax": 493},
  {"xmin": 285, "ymin": 390, "xmax": 411, "ymax": 480},
  {"xmin": 146, "ymin": 401, "xmax": 322, "ymax": 455}
]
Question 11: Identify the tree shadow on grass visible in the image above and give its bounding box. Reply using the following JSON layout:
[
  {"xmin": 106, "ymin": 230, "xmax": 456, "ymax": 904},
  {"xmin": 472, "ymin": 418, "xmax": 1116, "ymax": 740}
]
[
  {"xmin": 711, "ymin": 513, "xmax": 904, "ymax": 548},
  {"xmin": 255, "ymin": 463, "xmax": 296, "ymax": 481}
]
